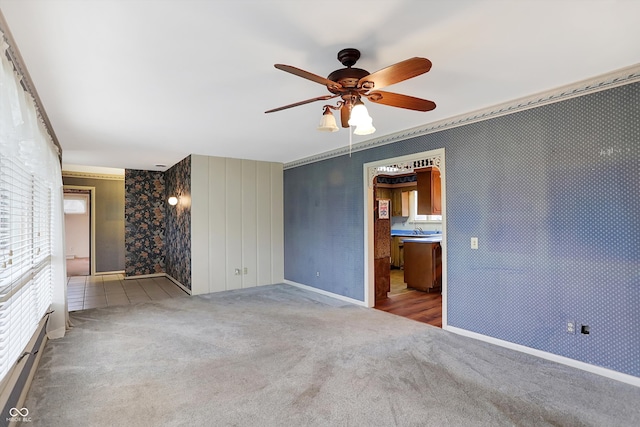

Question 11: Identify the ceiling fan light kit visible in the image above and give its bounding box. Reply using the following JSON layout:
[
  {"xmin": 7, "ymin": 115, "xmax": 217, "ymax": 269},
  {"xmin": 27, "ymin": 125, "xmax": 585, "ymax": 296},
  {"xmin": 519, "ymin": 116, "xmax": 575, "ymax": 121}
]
[
  {"xmin": 266, "ymin": 48, "xmax": 436, "ymax": 136},
  {"xmin": 317, "ymin": 106, "xmax": 339, "ymax": 132}
]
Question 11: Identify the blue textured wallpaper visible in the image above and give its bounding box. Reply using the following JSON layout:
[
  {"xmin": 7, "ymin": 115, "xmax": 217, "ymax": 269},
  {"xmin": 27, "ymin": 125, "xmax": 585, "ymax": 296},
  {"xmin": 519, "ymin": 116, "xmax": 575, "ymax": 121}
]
[
  {"xmin": 165, "ymin": 156, "xmax": 192, "ymax": 289},
  {"xmin": 284, "ymin": 82, "xmax": 640, "ymax": 377}
]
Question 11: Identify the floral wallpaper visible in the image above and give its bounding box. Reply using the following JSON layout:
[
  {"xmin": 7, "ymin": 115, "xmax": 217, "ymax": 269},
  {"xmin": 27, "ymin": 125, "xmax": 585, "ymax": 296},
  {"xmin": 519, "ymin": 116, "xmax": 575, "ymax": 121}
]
[
  {"xmin": 165, "ymin": 155, "xmax": 191, "ymax": 289},
  {"xmin": 124, "ymin": 169, "xmax": 166, "ymax": 276}
]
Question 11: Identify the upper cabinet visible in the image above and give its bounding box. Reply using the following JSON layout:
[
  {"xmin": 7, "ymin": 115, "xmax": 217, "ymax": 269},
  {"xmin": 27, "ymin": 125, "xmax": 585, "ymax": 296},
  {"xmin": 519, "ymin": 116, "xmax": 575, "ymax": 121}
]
[
  {"xmin": 391, "ymin": 188, "xmax": 410, "ymax": 217},
  {"xmin": 416, "ymin": 167, "xmax": 441, "ymax": 215}
]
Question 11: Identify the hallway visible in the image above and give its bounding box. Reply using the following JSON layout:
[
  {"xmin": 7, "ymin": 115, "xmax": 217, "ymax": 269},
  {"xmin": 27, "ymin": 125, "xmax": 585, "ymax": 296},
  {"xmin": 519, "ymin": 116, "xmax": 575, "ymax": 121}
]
[{"xmin": 67, "ymin": 274, "xmax": 188, "ymax": 311}]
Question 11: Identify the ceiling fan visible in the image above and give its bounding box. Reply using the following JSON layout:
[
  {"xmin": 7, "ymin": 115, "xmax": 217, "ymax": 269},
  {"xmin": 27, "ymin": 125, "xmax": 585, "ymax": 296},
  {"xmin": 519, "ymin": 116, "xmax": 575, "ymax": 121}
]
[{"xmin": 265, "ymin": 48, "xmax": 436, "ymax": 134}]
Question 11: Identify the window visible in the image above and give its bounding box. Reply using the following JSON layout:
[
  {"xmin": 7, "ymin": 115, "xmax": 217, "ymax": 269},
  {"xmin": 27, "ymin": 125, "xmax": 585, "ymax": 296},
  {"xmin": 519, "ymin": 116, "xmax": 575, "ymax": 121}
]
[
  {"xmin": 0, "ymin": 30, "xmax": 60, "ymax": 387},
  {"xmin": 63, "ymin": 196, "xmax": 87, "ymax": 214},
  {"xmin": 408, "ymin": 190, "xmax": 442, "ymax": 222},
  {"xmin": 0, "ymin": 156, "xmax": 53, "ymax": 383}
]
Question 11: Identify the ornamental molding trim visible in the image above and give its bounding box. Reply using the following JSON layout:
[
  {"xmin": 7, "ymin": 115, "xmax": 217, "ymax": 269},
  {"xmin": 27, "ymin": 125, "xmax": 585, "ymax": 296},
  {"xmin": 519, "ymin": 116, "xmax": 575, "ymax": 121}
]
[
  {"xmin": 367, "ymin": 155, "xmax": 441, "ymax": 188},
  {"xmin": 284, "ymin": 63, "xmax": 640, "ymax": 170},
  {"xmin": 62, "ymin": 171, "xmax": 125, "ymax": 181}
]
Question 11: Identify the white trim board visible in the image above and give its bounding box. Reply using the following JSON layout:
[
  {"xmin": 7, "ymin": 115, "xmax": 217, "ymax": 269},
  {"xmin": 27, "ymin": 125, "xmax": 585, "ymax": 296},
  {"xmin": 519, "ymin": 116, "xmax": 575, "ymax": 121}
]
[
  {"xmin": 446, "ymin": 325, "xmax": 640, "ymax": 388},
  {"xmin": 362, "ymin": 148, "xmax": 447, "ymax": 329},
  {"xmin": 284, "ymin": 280, "xmax": 368, "ymax": 307}
]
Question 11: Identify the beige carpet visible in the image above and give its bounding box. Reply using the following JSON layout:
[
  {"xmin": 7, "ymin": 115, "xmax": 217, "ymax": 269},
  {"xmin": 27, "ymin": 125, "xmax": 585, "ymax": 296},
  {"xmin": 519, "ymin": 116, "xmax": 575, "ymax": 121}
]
[{"xmin": 24, "ymin": 284, "xmax": 640, "ymax": 426}]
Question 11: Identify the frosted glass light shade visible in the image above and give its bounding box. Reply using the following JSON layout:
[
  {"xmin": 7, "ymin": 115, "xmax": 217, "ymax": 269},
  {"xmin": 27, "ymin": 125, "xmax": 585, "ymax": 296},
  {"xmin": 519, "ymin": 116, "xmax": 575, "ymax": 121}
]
[
  {"xmin": 353, "ymin": 117, "xmax": 376, "ymax": 135},
  {"xmin": 317, "ymin": 110, "xmax": 339, "ymax": 132},
  {"xmin": 348, "ymin": 101, "xmax": 371, "ymax": 127},
  {"xmin": 168, "ymin": 196, "xmax": 178, "ymax": 206}
]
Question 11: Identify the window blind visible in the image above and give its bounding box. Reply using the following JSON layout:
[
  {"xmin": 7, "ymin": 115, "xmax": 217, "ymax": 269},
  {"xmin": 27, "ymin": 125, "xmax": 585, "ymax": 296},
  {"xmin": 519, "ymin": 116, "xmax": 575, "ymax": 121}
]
[{"xmin": 0, "ymin": 154, "xmax": 53, "ymax": 383}]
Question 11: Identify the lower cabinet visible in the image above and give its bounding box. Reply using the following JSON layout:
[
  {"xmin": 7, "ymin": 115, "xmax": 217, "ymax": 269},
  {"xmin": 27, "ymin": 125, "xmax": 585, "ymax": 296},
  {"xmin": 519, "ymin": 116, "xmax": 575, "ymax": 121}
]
[
  {"xmin": 403, "ymin": 241, "xmax": 442, "ymax": 292},
  {"xmin": 391, "ymin": 236, "xmax": 405, "ymax": 268}
]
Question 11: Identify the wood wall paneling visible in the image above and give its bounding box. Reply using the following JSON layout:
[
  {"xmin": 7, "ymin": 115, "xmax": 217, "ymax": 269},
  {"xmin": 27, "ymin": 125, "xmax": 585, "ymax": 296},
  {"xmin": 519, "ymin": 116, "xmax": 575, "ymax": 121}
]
[
  {"xmin": 225, "ymin": 158, "xmax": 243, "ymax": 290},
  {"xmin": 242, "ymin": 160, "xmax": 258, "ymax": 288},
  {"xmin": 196, "ymin": 157, "xmax": 284, "ymax": 295},
  {"xmin": 270, "ymin": 163, "xmax": 285, "ymax": 283},
  {"xmin": 256, "ymin": 161, "xmax": 273, "ymax": 286},
  {"xmin": 207, "ymin": 156, "xmax": 227, "ymax": 293},
  {"xmin": 190, "ymin": 155, "xmax": 210, "ymax": 295}
]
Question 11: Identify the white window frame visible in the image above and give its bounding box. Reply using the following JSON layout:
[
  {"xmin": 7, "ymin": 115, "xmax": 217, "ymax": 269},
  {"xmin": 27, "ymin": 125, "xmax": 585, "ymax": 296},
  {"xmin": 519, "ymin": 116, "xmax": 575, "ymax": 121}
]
[{"xmin": 408, "ymin": 190, "xmax": 442, "ymax": 223}]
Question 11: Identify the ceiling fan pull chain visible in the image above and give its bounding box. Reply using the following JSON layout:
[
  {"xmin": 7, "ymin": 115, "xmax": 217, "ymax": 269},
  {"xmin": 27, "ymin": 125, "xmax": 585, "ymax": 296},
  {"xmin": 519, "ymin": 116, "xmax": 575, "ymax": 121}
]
[{"xmin": 349, "ymin": 125, "xmax": 353, "ymax": 157}]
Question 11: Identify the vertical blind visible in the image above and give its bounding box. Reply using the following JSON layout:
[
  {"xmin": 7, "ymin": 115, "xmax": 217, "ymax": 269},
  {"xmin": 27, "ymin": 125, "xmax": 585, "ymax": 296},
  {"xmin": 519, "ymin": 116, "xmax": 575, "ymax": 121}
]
[{"xmin": 0, "ymin": 28, "xmax": 61, "ymax": 386}]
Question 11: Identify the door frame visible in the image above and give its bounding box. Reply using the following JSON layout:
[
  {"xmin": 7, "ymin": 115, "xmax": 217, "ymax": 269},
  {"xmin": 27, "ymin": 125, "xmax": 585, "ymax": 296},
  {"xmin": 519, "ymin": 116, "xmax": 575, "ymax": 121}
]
[
  {"xmin": 362, "ymin": 148, "xmax": 448, "ymax": 328},
  {"xmin": 63, "ymin": 185, "xmax": 96, "ymax": 276}
]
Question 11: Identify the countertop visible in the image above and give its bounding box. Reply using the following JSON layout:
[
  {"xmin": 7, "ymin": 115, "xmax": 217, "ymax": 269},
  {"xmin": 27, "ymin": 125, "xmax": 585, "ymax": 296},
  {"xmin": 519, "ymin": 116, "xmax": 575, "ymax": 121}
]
[
  {"xmin": 390, "ymin": 230, "xmax": 442, "ymax": 237},
  {"xmin": 402, "ymin": 236, "xmax": 442, "ymax": 243}
]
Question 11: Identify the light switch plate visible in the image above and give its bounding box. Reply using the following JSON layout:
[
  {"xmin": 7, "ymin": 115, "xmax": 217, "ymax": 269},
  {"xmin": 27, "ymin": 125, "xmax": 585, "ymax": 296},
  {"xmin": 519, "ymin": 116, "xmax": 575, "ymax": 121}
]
[{"xmin": 471, "ymin": 237, "xmax": 478, "ymax": 249}]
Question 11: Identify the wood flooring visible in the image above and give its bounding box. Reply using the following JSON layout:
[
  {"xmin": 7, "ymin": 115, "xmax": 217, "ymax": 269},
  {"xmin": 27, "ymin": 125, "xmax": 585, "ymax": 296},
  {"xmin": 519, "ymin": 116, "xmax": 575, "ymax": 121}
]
[{"xmin": 376, "ymin": 268, "xmax": 442, "ymax": 327}]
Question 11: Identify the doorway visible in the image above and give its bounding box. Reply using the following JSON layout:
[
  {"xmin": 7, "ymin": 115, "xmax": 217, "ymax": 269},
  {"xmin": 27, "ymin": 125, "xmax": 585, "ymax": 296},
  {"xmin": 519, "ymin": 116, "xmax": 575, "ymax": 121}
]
[
  {"xmin": 63, "ymin": 186, "xmax": 96, "ymax": 277},
  {"xmin": 363, "ymin": 148, "xmax": 447, "ymax": 328}
]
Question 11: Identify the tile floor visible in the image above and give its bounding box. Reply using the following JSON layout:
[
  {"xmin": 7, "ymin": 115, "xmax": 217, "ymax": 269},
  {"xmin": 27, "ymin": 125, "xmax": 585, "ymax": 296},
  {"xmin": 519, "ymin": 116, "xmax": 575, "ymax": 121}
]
[{"xmin": 67, "ymin": 274, "xmax": 189, "ymax": 311}]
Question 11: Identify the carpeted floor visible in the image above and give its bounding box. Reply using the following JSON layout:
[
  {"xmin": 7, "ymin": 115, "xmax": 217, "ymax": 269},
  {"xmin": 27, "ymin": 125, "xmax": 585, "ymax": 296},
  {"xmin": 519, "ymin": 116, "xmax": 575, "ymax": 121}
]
[{"xmin": 25, "ymin": 284, "xmax": 640, "ymax": 426}]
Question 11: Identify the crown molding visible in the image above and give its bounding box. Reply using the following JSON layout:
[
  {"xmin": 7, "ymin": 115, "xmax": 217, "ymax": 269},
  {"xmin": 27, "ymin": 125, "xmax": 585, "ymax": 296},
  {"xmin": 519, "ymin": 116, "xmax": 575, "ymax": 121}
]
[
  {"xmin": 62, "ymin": 171, "xmax": 125, "ymax": 181},
  {"xmin": 284, "ymin": 63, "xmax": 640, "ymax": 170}
]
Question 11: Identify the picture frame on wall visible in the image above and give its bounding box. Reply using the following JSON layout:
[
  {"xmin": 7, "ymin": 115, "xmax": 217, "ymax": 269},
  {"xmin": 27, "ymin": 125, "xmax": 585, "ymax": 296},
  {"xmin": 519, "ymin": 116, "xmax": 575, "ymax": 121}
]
[{"xmin": 378, "ymin": 199, "xmax": 390, "ymax": 219}]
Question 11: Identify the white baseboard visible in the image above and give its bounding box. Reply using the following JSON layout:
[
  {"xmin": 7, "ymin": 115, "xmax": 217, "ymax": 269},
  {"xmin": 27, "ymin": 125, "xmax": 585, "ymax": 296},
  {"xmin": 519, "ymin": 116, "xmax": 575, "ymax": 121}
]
[
  {"xmin": 124, "ymin": 272, "xmax": 192, "ymax": 295},
  {"xmin": 124, "ymin": 273, "xmax": 166, "ymax": 279},
  {"xmin": 94, "ymin": 270, "xmax": 125, "ymax": 276},
  {"xmin": 164, "ymin": 274, "xmax": 192, "ymax": 295},
  {"xmin": 445, "ymin": 325, "xmax": 640, "ymax": 388},
  {"xmin": 284, "ymin": 280, "xmax": 367, "ymax": 307}
]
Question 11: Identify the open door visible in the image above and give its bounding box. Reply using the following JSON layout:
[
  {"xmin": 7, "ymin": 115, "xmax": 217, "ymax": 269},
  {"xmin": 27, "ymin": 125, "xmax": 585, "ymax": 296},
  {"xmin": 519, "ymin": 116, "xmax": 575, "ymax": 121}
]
[
  {"xmin": 63, "ymin": 186, "xmax": 95, "ymax": 276},
  {"xmin": 373, "ymin": 177, "xmax": 391, "ymax": 304}
]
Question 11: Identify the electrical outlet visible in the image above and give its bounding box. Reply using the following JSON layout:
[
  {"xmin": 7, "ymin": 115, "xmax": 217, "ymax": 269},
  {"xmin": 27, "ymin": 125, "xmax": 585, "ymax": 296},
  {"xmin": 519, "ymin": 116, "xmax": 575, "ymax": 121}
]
[
  {"xmin": 470, "ymin": 237, "xmax": 478, "ymax": 249},
  {"xmin": 567, "ymin": 321, "xmax": 576, "ymax": 334},
  {"xmin": 316, "ymin": 271, "xmax": 320, "ymax": 277}
]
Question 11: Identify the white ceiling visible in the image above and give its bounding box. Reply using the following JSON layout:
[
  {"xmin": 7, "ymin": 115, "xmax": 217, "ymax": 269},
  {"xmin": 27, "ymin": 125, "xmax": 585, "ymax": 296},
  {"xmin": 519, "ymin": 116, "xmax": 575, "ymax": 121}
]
[{"xmin": 1, "ymin": 0, "xmax": 639, "ymax": 171}]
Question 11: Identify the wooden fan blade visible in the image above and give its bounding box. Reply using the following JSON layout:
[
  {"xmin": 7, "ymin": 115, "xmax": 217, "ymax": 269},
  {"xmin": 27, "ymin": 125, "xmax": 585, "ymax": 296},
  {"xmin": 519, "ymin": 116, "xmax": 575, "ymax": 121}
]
[
  {"xmin": 366, "ymin": 91, "xmax": 436, "ymax": 112},
  {"xmin": 340, "ymin": 104, "xmax": 351, "ymax": 128},
  {"xmin": 358, "ymin": 57, "xmax": 432, "ymax": 90},
  {"xmin": 265, "ymin": 95, "xmax": 338, "ymax": 113},
  {"xmin": 275, "ymin": 64, "xmax": 343, "ymax": 90}
]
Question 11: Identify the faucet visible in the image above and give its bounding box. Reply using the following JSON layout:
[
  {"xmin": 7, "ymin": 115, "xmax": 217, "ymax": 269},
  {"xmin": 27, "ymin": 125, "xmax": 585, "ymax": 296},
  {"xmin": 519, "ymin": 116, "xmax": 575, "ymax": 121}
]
[{"xmin": 413, "ymin": 226, "xmax": 423, "ymax": 235}]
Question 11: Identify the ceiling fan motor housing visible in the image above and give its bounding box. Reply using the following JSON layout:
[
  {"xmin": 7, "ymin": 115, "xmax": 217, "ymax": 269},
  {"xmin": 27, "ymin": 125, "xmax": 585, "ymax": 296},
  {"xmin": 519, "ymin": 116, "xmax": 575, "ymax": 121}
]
[{"xmin": 327, "ymin": 68, "xmax": 369, "ymax": 93}]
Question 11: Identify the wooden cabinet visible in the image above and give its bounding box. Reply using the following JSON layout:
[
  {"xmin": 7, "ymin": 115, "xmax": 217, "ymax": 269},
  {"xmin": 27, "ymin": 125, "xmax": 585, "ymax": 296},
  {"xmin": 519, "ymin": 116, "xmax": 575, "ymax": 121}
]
[
  {"xmin": 376, "ymin": 187, "xmax": 392, "ymax": 201},
  {"xmin": 391, "ymin": 189, "xmax": 410, "ymax": 217},
  {"xmin": 391, "ymin": 236, "xmax": 405, "ymax": 268},
  {"xmin": 416, "ymin": 167, "xmax": 441, "ymax": 215},
  {"xmin": 403, "ymin": 240, "xmax": 442, "ymax": 292}
]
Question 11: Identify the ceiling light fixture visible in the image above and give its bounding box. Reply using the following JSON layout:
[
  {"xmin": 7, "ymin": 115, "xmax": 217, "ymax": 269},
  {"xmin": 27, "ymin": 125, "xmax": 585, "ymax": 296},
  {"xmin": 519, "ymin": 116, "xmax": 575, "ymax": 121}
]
[
  {"xmin": 347, "ymin": 98, "xmax": 371, "ymax": 127},
  {"xmin": 168, "ymin": 196, "xmax": 178, "ymax": 206},
  {"xmin": 266, "ymin": 48, "xmax": 436, "ymax": 138},
  {"xmin": 317, "ymin": 106, "xmax": 339, "ymax": 132},
  {"xmin": 317, "ymin": 95, "xmax": 375, "ymax": 135}
]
